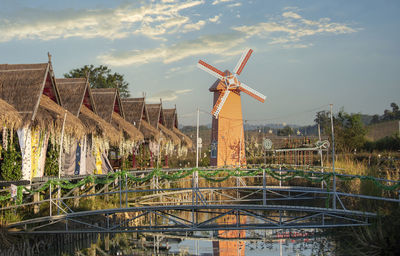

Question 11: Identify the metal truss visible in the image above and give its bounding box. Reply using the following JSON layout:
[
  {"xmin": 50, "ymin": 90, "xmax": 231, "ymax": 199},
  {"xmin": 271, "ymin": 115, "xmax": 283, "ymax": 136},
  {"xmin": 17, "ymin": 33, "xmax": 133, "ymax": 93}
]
[{"xmin": 9, "ymin": 204, "xmax": 374, "ymax": 234}]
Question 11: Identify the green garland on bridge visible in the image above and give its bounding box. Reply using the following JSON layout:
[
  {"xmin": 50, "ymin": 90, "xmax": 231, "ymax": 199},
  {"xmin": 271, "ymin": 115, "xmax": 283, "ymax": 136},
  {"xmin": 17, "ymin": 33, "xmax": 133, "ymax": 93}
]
[{"xmin": 0, "ymin": 168, "xmax": 399, "ymax": 205}]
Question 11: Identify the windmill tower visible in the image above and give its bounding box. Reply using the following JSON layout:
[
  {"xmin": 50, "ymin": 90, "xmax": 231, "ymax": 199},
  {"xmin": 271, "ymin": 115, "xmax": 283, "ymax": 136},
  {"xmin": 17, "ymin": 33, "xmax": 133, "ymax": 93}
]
[{"xmin": 198, "ymin": 49, "xmax": 266, "ymax": 167}]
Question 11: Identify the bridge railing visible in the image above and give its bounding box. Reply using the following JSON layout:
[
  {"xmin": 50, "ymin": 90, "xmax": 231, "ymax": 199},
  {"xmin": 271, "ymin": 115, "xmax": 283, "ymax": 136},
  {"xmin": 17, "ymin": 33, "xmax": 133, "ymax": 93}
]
[{"xmin": 1, "ymin": 166, "xmax": 399, "ymax": 224}]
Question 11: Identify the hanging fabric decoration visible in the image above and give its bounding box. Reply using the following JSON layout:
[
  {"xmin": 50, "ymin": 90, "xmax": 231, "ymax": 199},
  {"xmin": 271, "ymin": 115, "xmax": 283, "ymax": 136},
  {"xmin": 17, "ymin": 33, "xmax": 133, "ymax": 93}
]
[
  {"xmin": 79, "ymin": 137, "xmax": 87, "ymax": 175},
  {"xmin": 17, "ymin": 128, "xmax": 32, "ymax": 181},
  {"xmin": 37, "ymin": 131, "xmax": 49, "ymax": 178},
  {"xmin": 74, "ymin": 140, "xmax": 82, "ymax": 175},
  {"xmin": 94, "ymin": 144, "xmax": 102, "ymax": 175},
  {"xmin": 30, "ymin": 127, "xmax": 42, "ymax": 179},
  {"xmin": 149, "ymin": 141, "xmax": 160, "ymax": 157}
]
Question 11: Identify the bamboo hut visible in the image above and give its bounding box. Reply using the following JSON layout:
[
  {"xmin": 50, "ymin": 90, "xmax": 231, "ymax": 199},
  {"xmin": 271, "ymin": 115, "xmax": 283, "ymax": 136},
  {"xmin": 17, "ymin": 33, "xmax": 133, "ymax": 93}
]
[
  {"xmin": 163, "ymin": 107, "xmax": 193, "ymax": 148},
  {"xmin": 0, "ymin": 99, "xmax": 22, "ymax": 129},
  {"xmin": 56, "ymin": 78, "xmax": 122, "ymax": 175},
  {"xmin": 91, "ymin": 88, "xmax": 143, "ymax": 168},
  {"xmin": 121, "ymin": 97, "xmax": 165, "ymax": 168},
  {"xmin": 146, "ymin": 103, "xmax": 181, "ymax": 146},
  {"xmin": 0, "ymin": 58, "xmax": 85, "ymax": 180},
  {"xmin": 121, "ymin": 98, "xmax": 162, "ymax": 142},
  {"xmin": 0, "ymin": 99, "xmax": 22, "ymax": 157},
  {"xmin": 146, "ymin": 102, "xmax": 184, "ymax": 166}
]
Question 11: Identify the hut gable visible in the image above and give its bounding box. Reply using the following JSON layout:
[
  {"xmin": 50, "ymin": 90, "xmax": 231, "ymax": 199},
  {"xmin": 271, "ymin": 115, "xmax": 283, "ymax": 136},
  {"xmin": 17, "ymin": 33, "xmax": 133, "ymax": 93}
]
[
  {"xmin": 121, "ymin": 97, "xmax": 148, "ymax": 129},
  {"xmin": 163, "ymin": 108, "xmax": 178, "ymax": 129},
  {"xmin": 56, "ymin": 78, "xmax": 89, "ymax": 116},
  {"xmin": 91, "ymin": 88, "xmax": 124, "ymax": 123},
  {"xmin": 146, "ymin": 103, "xmax": 163, "ymax": 129},
  {"xmin": 0, "ymin": 62, "xmax": 61, "ymax": 121}
]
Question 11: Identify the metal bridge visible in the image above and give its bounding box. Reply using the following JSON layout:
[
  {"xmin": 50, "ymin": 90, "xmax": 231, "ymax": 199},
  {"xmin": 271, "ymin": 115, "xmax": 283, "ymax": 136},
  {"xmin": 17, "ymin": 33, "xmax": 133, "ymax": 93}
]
[{"xmin": 2, "ymin": 166, "xmax": 399, "ymax": 236}]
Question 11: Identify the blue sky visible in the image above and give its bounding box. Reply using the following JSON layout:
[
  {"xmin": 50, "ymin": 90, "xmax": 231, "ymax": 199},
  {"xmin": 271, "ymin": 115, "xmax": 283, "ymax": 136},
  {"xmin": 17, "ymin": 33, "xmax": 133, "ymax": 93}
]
[{"xmin": 1, "ymin": 0, "xmax": 399, "ymax": 126}]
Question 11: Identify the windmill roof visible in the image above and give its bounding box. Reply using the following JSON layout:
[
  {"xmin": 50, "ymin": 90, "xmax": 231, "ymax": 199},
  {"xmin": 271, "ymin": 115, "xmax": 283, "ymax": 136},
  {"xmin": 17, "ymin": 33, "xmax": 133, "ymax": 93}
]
[{"xmin": 209, "ymin": 70, "xmax": 230, "ymax": 92}]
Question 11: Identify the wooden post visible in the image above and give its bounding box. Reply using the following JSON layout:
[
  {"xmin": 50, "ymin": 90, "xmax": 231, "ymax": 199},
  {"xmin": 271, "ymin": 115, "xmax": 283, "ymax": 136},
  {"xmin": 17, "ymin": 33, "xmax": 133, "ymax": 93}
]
[
  {"xmin": 105, "ymin": 183, "xmax": 109, "ymax": 202},
  {"xmin": 73, "ymin": 189, "xmax": 79, "ymax": 208},
  {"xmin": 34, "ymin": 192, "xmax": 40, "ymax": 214},
  {"xmin": 132, "ymin": 149, "xmax": 136, "ymax": 168}
]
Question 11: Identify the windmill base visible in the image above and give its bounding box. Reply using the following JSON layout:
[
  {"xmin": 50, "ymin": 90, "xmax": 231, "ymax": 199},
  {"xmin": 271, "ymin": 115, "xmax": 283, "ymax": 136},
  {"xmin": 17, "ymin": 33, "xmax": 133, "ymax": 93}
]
[{"xmin": 210, "ymin": 90, "xmax": 246, "ymax": 167}]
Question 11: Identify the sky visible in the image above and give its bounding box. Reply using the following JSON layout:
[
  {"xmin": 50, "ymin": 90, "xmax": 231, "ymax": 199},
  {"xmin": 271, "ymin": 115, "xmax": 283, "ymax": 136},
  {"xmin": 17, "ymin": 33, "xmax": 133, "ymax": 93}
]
[{"xmin": 0, "ymin": 0, "xmax": 399, "ymax": 126}]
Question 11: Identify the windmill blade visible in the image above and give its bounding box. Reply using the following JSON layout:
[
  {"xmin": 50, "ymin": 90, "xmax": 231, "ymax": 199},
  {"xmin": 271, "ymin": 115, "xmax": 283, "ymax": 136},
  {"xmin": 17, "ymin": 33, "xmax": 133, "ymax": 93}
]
[
  {"xmin": 233, "ymin": 48, "xmax": 253, "ymax": 75},
  {"xmin": 238, "ymin": 82, "xmax": 266, "ymax": 103},
  {"xmin": 197, "ymin": 60, "xmax": 225, "ymax": 80},
  {"xmin": 211, "ymin": 89, "xmax": 231, "ymax": 118}
]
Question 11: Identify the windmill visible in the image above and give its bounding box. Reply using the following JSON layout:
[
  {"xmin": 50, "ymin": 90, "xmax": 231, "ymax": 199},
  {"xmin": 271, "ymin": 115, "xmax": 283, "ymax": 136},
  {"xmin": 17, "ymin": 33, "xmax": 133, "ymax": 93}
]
[{"xmin": 197, "ymin": 48, "xmax": 266, "ymax": 167}]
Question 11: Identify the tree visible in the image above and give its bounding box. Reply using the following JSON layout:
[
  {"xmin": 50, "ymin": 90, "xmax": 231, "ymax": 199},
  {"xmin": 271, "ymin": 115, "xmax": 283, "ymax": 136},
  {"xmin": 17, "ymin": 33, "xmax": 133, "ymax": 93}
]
[
  {"xmin": 64, "ymin": 65, "xmax": 130, "ymax": 98},
  {"xmin": 314, "ymin": 109, "xmax": 367, "ymax": 152},
  {"xmin": 370, "ymin": 114, "xmax": 380, "ymax": 124},
  {"xmin": 277, "ymin": 126, "xmax": 294, "ymax": 136}
]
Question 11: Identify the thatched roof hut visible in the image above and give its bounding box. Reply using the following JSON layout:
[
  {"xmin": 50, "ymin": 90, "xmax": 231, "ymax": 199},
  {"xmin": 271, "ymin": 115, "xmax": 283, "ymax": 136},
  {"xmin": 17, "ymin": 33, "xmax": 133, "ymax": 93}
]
[
  {"xmin": 146, "ymin": 103, "xmax": 180, "ymax": 145},
  {"xmin": 121, "ymin": 98, "xmax": 162, "ymax": 142},
  {"xmin": 56, "ymin": 78, "xmax": 121, "ymax": 144},
  {"xmin": 91, "ymin": 88, "xmax": 143, "ymax": 142},
  {"xmin": 37, "ymin": 95, "xmax": 85, "ymax": 138},
  {"xmin": 163, "ymin": 108, "xmax": 193, "ymax": 148},
  {"xmin": 91, "ymin": 88, "xmax": 124, "ymax": 122},
  {"xmin": 0, "ymin": 98, "xmax": 22, "ymax": 129},
  {"xmin": 111, "ymin": 112, "xmax": 143, "ymax": 141},
  {"xmin": 0, "ymin": 62, "xmax": 85, "ymax": 138}
]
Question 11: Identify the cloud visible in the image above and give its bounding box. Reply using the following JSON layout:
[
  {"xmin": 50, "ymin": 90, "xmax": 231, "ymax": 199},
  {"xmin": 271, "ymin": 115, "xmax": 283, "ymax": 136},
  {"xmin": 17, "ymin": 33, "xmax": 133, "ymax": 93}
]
[
  {"xmin": 182, "ymin": 20, "xmax": 206, "ymax": 33},
  {"xmin": 212, "ymin": 0, "xmax": 234, "ymax": 5},
  {"xmin": 98, "ymin": 33, "xmax": 245, "ymax": 66},
  {"xmin": 99, "ymin": 8, "xmax": 358, "ymax": 66},
  {"xmin": 233, "ymin": 10, "xmax": 357, "ymax": 48},
  {"xmin": 147, "ymin": 89, "xmax": 192, "ymax": 102},
  {"xmin": 228, "ymin": 3, "xmax": 242, "ymax": 8},
  {"xmin": 0, "ymin": 0, "xmax": 205, "ymax": 42},
  {"xmin": 209, "ymin": 14, "xmax": 221, "ymax": 23}
]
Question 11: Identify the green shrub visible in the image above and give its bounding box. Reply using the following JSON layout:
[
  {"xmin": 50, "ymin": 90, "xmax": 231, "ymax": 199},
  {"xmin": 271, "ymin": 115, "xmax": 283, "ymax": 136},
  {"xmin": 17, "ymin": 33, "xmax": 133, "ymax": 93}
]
[{"xmin": 1, "ymin": 148, "xmax": 22, "ymax": 181}]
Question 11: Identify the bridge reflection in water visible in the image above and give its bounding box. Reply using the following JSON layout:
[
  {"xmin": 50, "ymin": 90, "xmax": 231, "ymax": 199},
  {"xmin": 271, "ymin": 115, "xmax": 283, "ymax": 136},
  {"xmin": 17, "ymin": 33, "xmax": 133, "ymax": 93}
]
[{"xmin": 3, "ymin": 167, "xmax": 399, "ymax": 237}]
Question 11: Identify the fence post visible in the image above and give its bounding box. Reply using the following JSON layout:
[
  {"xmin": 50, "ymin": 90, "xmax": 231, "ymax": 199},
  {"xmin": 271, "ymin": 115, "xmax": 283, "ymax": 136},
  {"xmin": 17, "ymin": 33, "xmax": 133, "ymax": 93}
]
[
  {"xmin": 119, "ymin": 172, "xmax": 122, "ymax": 209},
  {"xmin": 125, "ymin": 173, "xmax": 128, "ymax": 208},
  {"xmin": 49, "ymin": 183, "xmax": 52, "ymax": 217},
  {"xmin": 279, "ymin": 165, "xmax": 282, "ymax": 187},
  {"xmin": 263, "ymin": 169, "xmax": 266, "ymax": 205}
]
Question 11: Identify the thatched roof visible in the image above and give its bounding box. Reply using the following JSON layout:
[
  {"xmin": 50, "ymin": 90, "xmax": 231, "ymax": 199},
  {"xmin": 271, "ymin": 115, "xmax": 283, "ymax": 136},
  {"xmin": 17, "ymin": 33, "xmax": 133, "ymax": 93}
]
[
  {"xmin": 146, "ymin": 103, "xmax": 163, "ymax": 129},
  {"xmin": 56, "ymin": 78, "xmax": 92, "ymax": 116},
  {"xmin": 79, "ymin": 105, "xmax": 121, "ymax": 145},
  {"xmin": 121, "ymin": 98, "xmax": 147, "ymax": 129},
  {"xmin": 36, "ymin": 95, "xmax": 85, "ymax": 138},
  {"xmin": 0, "ymin": 98, "xmax": 22, "ymax": 129},
  {"xmin": 163, "ymin": 108, "xmax": 178, "ymax": 130},
  {"xmin": 140, "ymin": 120, "xmax": 163, "ymax": 141},
  {"xmin": 159, "ymin": 123, "xmax": 181, "ymax": 145},
  {"xmin": 111, "ymin": 112, "xmax": 144, "ymax": 141},
  {"xmin": 91, "ymin": 88, "xmax": 124, "ymax": 123},
  {"xmin": 173, "ymin": 127, "xmax": 193, "ymax": 148},
  {"xmin": 163, "ymin": 107, "xmax": 192, "ymax": 148},
  {"xmin": 0, "ymin": 62, "xmax": 62, "ymax": 123}
]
